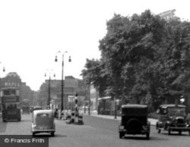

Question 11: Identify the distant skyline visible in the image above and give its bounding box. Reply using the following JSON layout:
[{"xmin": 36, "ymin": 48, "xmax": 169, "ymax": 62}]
[{"xmin": 0, "ymin": 0, "xmax": 189, "ymax": 91}]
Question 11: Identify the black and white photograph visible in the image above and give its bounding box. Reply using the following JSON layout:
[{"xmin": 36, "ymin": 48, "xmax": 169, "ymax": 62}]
[{"xmin": 0, "ymin": 0, "xmax": 190, "ymax": 147}]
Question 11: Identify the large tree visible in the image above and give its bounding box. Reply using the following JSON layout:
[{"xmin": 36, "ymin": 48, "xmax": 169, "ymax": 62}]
[{"xmin": 82, "ymin": 10, "xmax": 190, "ymax": 108}]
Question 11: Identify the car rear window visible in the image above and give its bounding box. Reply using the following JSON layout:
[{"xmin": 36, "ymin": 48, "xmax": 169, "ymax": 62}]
[
  {"xmin": 122, "ymin": 108, "xmax": 147, "ymax": 115},
  {"xmin": 35, "ymin": 112, "xmax": 53, "ymax": 126},
  {"xmin": 37, "ymin": 113, "xmax": 50, "ymax": 118}
]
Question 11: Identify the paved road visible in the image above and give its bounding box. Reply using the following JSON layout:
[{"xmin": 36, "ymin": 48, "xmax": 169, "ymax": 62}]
[
  {"xmin": 84, "ymin": 111, "xmax": 157, "ymax": 125},
  {"xmin": 0, "ymin": 114, "xmax": 190, "ymax": 147}
]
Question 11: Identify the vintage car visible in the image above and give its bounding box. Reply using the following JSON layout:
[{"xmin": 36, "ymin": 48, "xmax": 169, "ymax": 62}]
[
  {"xmin": 156, "ymin": 104, "xmax": 190, "ymax": 135},
  {"xmin": 119, "ymin": 104, "xmax": 150, "ymax": 139},
  {"xmin": 31, "ymin": 109, "xmax": 55, "ymax": 136}
]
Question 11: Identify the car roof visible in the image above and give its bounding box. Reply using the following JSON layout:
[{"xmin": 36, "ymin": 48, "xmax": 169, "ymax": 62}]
[
  {"xmin": 33, "ymin": 106, "xmax": 42, "ymax": 108},
  {"xmin": 121, "ymin": 104, "xmax": 148, "ymax": 109},
  {"xmin": 33, "ymin": 109, "xmax": 54, "ymax": 115},
  {"xmin": 159, "ymin": 104, "xmax": 186, "ymax": 108}
]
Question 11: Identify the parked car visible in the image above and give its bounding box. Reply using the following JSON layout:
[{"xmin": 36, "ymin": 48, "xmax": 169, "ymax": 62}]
[
  {"xmin": 156, "ymin": 104, "xmax": 190, "ymax": 135},
  {"xmin": 31, "ymin": 109, "xmax": 55, "ymax": 136},
  {"xmin": 119, "ymin": 104, "xmax": 150, "ymax": 139}
]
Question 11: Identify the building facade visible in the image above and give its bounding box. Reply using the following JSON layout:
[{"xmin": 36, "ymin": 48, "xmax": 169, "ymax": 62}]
[
  {"xmin": 39, "ymin": 76, "xmax": 79, "ymax": 109},
  {"xmin": 0, "ymin": 72, "xmax": 33, "ymax": 105}
]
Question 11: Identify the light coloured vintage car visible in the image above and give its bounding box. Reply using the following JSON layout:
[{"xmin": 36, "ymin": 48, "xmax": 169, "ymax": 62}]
[{"xmin": 31, "ymin": 109, "xmax": 55, "ymax": 136}]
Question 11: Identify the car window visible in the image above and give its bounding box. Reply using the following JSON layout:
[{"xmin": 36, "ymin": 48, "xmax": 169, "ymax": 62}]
[
  {"xmin": 168, "ymin": 107, "xmax": 186, "ymax": 117},
  {"xmin": 158, "ymin": 108, "xmax": 167, "ymax": 115},
  {"xmin": 122, "ymin": 108, "xmax": 147, "ymax": 115},
  {"xmin": 37, "ymin": 113, "xmax": 50, "ymax": 118}
]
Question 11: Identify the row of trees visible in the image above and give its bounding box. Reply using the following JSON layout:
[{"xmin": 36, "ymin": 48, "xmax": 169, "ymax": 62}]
[{"xmin": 81, "ymin": 10, "xmax": 190, "ymax": 110}]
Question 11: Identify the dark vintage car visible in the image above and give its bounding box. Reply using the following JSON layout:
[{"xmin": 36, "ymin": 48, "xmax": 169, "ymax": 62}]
[
  {"xmin": 119, "ymin": 104, "xmax": 150, "ymax": 139},
  {"xmin": 156, "ymin": 104, "xmax": 190, "ymax": 135}
]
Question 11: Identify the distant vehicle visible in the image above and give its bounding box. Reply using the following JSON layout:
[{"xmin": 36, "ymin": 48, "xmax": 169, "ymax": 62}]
[
  {"xmin": 0, "ymin": 87, "xmax": 21, "ymax": 122},
  {"xmin": 97, "ymin": 96, "xmax": 114, "ymax": 115},
  {"xmin": 21, "ymin": 99, "xmax": 30, "ymax": 114},
  {"xmin": 156, "ymin": 104, "xmax": 190, "ymax": 135},
  {"xmin": 31, "ymin": 109, "xmax": 55, "ymax": 136},
  {"xmin": 119, "ymin": 104, "xmax": 150, "ymax": 139}
]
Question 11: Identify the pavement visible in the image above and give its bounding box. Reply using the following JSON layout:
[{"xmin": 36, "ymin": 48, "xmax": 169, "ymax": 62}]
[{"xmin": 82, "ymin": 110, "xmax": 157, "ymax": 126}]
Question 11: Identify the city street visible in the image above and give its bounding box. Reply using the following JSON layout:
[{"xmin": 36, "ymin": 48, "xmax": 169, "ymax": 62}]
[{"xmin": 0, "ymin": 114, "xmax": 190, "ymax": 147}]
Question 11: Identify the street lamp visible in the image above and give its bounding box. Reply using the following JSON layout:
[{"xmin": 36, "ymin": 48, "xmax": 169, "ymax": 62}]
[
  {"xmin": 45, "ymin": 70, "xmax": 55, "ymax": 108},
  {"xmin": 0, "ymin": 62, "xmax": 5, "ymax": 73},
  {"xmin": 55, "ymin": 51, "xmax": 71, "ymax": 112}
]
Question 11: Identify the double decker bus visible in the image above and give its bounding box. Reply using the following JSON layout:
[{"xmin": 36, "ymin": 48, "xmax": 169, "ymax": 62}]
[{"xmin": 0, "ymin": 87, "xmax": 21, "ymax": 122}]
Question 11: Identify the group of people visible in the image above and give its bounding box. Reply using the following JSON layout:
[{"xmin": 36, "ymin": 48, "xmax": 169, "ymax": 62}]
[
  {"xmin": 54, "ymin": 108, "xmax": 80, "ymax": 119},
  {"xmin": 54, "ymin": 109, "xmax": 71, "ymax": 119}
]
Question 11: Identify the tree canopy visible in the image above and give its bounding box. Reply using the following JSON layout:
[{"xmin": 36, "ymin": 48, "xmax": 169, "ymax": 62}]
[{"xmin": 81, "ymin": 10, "xmax": 190, "ymax": 108}]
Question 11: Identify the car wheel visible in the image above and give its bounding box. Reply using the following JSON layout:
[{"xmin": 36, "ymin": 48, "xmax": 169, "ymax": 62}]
[
  {"xmin": 146, "ymin": 133, "xmax": 150, "ymax": 140},
  {"xmin": 178, "ymin": 131, "xmax": 182, "ymax": 135},
  {"xmin": 51, "ymin": 132, "xmax": 55, "ymax": 136},
  {"xmin": 156, "ymin": 123, "xmax": 158, "ymax": 130},
  {"xmin": 119, "ymin": 132, "xmax": 124, "ymax": 139},
  {"xmin": 158, "ymin": 129, "xmax": 161, "ymax": 133},
  {"xmin": 168, "ymin": 128, "xmax": 171, "ymax": 135},
  {"xmin": 188, "ymin": 131, "xmax": 190, "ymax": 136}
]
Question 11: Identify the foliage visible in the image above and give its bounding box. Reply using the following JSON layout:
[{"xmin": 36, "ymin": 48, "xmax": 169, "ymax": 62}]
[
  {"xmin": 81, "ymin": 59, "xmax": 110, "ymax": 97},
  {"xmin": 82, "ymin": 10, "xmax": 190, "ymax": 107}
]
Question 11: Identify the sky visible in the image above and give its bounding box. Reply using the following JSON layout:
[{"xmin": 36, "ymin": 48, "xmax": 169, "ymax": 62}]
[{"xmin": 0, "ymin": 0, "xmax": 189, "ymax": 91}]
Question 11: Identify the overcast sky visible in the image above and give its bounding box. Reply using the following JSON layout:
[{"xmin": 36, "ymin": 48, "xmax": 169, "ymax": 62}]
[{"xmin": 0, "ymin": 0, "xmax": 189, "ymax": 91}]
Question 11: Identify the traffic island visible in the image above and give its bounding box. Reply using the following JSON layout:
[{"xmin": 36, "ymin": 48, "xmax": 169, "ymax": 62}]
[{"xmin": 66, "ymin": 112, "xmax": 84, "ymax": 125}]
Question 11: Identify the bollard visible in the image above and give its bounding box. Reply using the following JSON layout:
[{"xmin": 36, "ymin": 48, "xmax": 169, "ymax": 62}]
[
  {"xmin": 66, "ymin": 115, "xmax": 71, "ymax": 124},
  {"xmin": 71, "ymin": 111, "xmax": 75, "ymax": 123},
  {"xmin": 75, "ymin": 115, "xmax": 78, "ymax": 123},
  {"xmin": 78, "ymin": 115, "xmax": 84, "ymax": 125}
]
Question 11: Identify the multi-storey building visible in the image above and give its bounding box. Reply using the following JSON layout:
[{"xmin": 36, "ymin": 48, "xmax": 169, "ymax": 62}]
[
  {"xmin": 0, "ymin": 72, "xmax": 33, "ymax": 105},
  {"xmin": 39, "ymin": 76, "xmax": 79, "ymax": 109}
]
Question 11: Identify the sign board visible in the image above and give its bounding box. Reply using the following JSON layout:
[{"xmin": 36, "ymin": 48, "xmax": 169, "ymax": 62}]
[{"xmin": 2, "ymin": 96, "xmax": 19, "ymax": 103}]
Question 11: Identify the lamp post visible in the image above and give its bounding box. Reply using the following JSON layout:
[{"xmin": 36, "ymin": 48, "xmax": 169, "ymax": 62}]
[
  {"xmin": 55, "ymin": 51, "xmax": 71, "ymax": 112},
  {"xmin": 114, "ymin": 99, "xmax": 120, "ymax": 119},
  {"xmin": 0, "ymin": 62, "xmax": 5, "ymax": 74}
]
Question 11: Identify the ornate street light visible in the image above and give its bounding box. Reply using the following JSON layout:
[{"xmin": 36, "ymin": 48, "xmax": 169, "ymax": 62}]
[
  {"xmin": 55, "ymin": 51, "xmax": 71, "ymax": 112},
  {"xmin": 0, "ymin": 62, "xmax": 5, "ymax": 73}
]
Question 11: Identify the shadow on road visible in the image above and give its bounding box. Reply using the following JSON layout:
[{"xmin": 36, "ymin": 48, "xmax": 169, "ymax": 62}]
[
  {"xmin": 160, "ymin": 132, "xmax": 190, "ymax": 136},
  {"xmin": 33, "ymin": 134, "xmax": 67, "ymax": 138},
  {"xmin": 122, "ymin": 135, "xmax": 169, "ymax": 141},
  {"xmin": 0, "ymin": 119, "xmax": 7, "ymax": 133}
]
